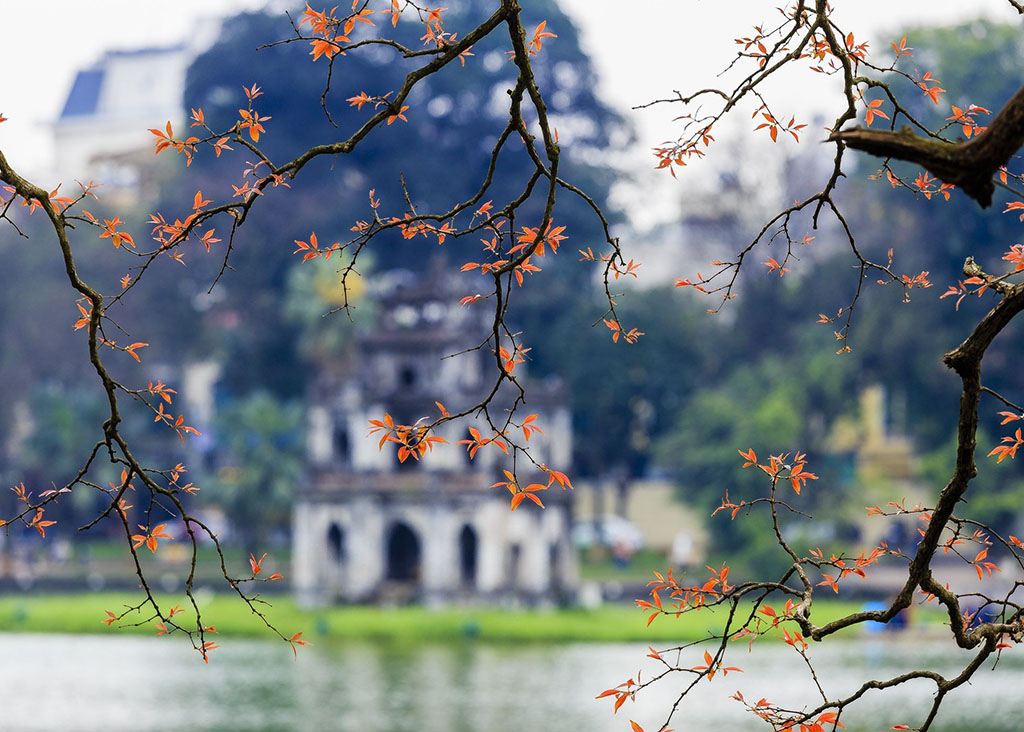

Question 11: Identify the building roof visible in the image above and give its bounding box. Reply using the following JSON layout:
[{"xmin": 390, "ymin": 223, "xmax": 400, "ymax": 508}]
[
  {"xmin": 57, "ymin": 44, "xmax": 190, "ymax": 122},
  {"xmin": 103, "ymin": 44, "xmax": 186, "ymax": 59},
  {"xmin": 60, "ymin": 69, "xmax": 105, "ymax": 118}
]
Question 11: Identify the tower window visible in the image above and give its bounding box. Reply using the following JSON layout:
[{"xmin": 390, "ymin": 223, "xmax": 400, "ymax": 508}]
[{"xmin": 333, "ymin": 427, "xmax": 350, "ymax": 463}]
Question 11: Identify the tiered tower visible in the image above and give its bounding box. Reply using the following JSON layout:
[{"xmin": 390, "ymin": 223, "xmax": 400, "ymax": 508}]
[{"xmin": 292, "ymin": 268, "xmax": 575, "ymax": 604}]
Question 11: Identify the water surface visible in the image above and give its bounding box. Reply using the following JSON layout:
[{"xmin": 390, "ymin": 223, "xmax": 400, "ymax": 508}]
[{"xmin": 3, "ymin": 633, "xmax": 1021, "ymax": 731}]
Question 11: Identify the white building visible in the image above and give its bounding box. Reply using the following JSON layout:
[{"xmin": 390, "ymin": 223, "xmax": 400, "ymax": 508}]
[{"xmin": 53, "ymin": 45, "xmax": 194, "ymax": 190}]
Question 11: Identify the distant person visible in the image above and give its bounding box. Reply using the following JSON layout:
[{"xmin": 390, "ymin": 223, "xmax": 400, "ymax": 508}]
[
  {"xmin": 612, "ymin": 541, "xmax": 632, "ymax": 569},
  {"xmin": 671, "ymin": 532, "xmax": 694, "ymax": 570}
]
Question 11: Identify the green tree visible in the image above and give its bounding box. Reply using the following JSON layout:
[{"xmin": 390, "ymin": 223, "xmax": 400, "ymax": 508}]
[{"xmin": 205, "ymin": 391, "xmax": 304, "ymax": 553}]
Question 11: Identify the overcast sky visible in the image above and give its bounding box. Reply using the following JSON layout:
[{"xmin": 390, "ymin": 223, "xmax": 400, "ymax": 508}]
[{"xmin": 0, "ymin": 1, "xmax": 1016, "ymax": 225}]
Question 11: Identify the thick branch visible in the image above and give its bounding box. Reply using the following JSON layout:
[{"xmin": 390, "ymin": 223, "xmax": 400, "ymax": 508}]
[{"xmin": 831, "ymin": 82, "xmax": 1024, "ymax": 207}]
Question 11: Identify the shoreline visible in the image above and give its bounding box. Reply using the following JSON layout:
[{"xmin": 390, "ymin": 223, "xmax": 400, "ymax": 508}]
[{"xmin": 0, "ymin": 593, "xmax": 932, "ymax": 644}]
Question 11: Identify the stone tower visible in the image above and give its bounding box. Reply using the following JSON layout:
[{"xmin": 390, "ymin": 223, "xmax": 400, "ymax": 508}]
[{"xmin": 292, "ymin": 267, "xmax": 576, "ymax": 605}]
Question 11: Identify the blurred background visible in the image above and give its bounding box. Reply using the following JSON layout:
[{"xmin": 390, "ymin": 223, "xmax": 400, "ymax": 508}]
[{"xmin": 1, "ymin": 1, "xmax": 1023, "ymax": 730}]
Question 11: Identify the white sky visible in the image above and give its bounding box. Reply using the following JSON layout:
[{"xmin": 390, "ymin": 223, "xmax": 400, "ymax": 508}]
[{"xmin": 0, "ymin": 0, "xmax": 1017, "ymax": 226}]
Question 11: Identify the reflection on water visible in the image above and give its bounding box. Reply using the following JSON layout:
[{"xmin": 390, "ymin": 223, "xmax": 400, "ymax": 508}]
[{"xmin": 2, "ymin": 633, "xmax": 1022, "ymax": 731}]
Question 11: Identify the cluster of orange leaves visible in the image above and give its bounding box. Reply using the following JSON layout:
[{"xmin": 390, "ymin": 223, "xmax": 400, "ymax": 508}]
[
  {"xmin": 947, "ymin": 104, "xmax": 990, "ymax": 138},
  {"xmin": 894, "ymin": 270, "xmax": 932, "ymax": 292},
  {"xmin": 401, "ymin": 215, "xmax": 453, "ymax": 241},
  {"xmin": 519, "ymin": 413, "xmax": 543, "ymax": 441},
  {"xmin": 597, "ymin": 677, "xmax": 683, "ymax": 732},
  {"xmin": 249, "ymin": 552, "xmax": 284, "ymax": 581},
  {"xmin": 1004, "ymin": 200, "xmax": 1024, "ymax": 222},
  {"xmin": 3, "ymin": 182, "xmax": 74, "ymax": 216},
  {"xmin": 516, "ymin": 222, "xmax": 566, "ymax": 257},
  {"xmin": 812, "ymin": 546, "xmax": 883, "ymax": 594},
  {"xmin": 153, "ymin": 402, "xmax": 202, "ymax": 444},
  {"xmin": 167, "ymin": 460, "xmax": 199, "ymax": 496},
  {"xmin": 672, "ymin": 275, "xmax": 709, "ymax": 294},
  {"xmin": 737, "ymin": 448, "xmax": 818, "ymax": 494},
  {"xmin": 731, "ymin": 690, "xmax": 843, "ymax": 732},
  {"xmin": 989, "ymin": 411, "xmax": 1024, "ymax": 463},
  {"xmin": 753, "ymin": 106, "xmax": 807, "ymax": 143},
  {"xmin": 610, "ymin": 569, "xmax": 873, "ymax": 730},
  {"xmin": 806, "ymin": 30, "xmax": 868, "ymax": 73},
  {"xmin": 2, "ymin": 483, "xmax": 56, "ymax": 537},
  {"xmin": 491, "ymin": 470, "xmax": 547, "ymax": 510},
  {"xmin": 635, "ymin": 565, "xmax": 732, "ymax": 626},
  {"xmin": 579, "ymin": 248, "xmax": 642, "ymax": 281},
  {"xmin": 144, "ymin": 189, "xmax": 225, "ymax": 259},
  {"xmin": 98, "ymin": 215, "xmax": 136, "ymax": 249},
  {"xmin": 103, "ymin": 468, "xmax": 136, "ymax": 518},
  {"xmin": 735, "ymin": 24, "xmax": 774, "ymax": 68},
  {"xmin": 72, "ymin": 299, "xmax": 93, "ymax": 331},
  {"xmin": 293, "ymin": 231, "xmax": 342, "ymax": 261},
  {"xmin": 763, "ymin": 257, "xmax": 790, "ymax": 277},
  {"xmin": 237, "ymin": 84, "xmax": 271, "ymax": 141},
  {"xmin": 456, "ymin": 426, "xmax": 508, "ymax": 459},
  {"xmin": 415, "ymin": 4, "xmax": 474, "ymax": 66},
  {"xmin": 690, "ymin": 648, "xmax": 742, "ymax": 680},
  {"xmin": 350, "ymin": 195, "xmax": 463, "ymax": 246},
  {"xmin": 131, "ymin": 523, "xmax": 173, "ymax": 554},
  {"xmin": 71, "ymin": 300, "xmax": 153, "ymax": 364},
  {"xmin": 189, "ymin": 107, "xmax": 234, "ymax": 157},
  {"xmin": 862, "ymin": 97, "xmax": 889, "ymax": 127},
  {"xmin": 489, "ymin": 462, "xmax": 572, "ymax": 511},
  {"xmin": 1002, "ymin": 243, "xmax": 1024, "ymax": 274},
  {"xmin": 117, "ymin": 340, "xmax": 150, "ymax": 363},
  {"xmin": 460, "ymin": 221, "xmax": 564, "ymax": 287},
  {"xmin": 602, "ymin": 318, "xmax": 644, "ymax": 344},
  {"xmin": 912, "ymin": 171, "xmax": 955, "ymax": 201},
  {"xmin": 915, "ymin": 70, "xmax": 946, "ymax": 105},
  {"xmin": 366, "ymin": 405, "xmax": 572, "ymax": 511},
  {"xmin": 367, "ymin": 412, "xmax": 448, "ymax": 463},
  {"xmin": 496, "ymin": 343, "xmax": 530, "ymax": 374},
  {"xmin": 652, "ymin": 124, "xmax": 712, "ymax": 177},
  {"xmin": 595, "ymin": 677, "xmax": 644, "ymax": 721},
  {"xmin": 968, "ymin": 546, "xmax": 1001, "ymax": 581},
  {"xmin": 346, "ymin": 90, "xmax": 408, "ymax": 124},
  {"xmin": 154, "ymin": 605, "xmax": 188, "ymax": 636},
  {"xmin": 149, "ymin": 103, "xmax": 230, "ymax": 169},
  {"xmin": 148, "ymin": 120, "xmax": 200, "ymax": 166},
  {"xmin": 301, "ymin": 2, "xmax": 374, "ymax": 61},
  {"xmin": 712, "ymin": 490, "xmax": 749, "ymax": 521},
  {"xmin": 939, "ymin": 275, "xmax": 988, "ymax": 311},
  {"xmin": 527, "ymin": 21, "xmax": 557, "ymax": 56}
]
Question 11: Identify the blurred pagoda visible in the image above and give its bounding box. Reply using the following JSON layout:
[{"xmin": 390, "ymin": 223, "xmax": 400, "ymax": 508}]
[{"xmin": 292, "ymin": 264, "xmax": 576, "ymax": 604}]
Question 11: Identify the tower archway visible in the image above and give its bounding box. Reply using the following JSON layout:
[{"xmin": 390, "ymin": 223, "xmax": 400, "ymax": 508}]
[
  {"xmin": 326, "ymin": 523, "xmax": 345, "ymax": 562},
  {"xmin": 385, "ymin": 522, "xmax": 421, "ymax": 582},
  {"xmin": 458, "ymin": 524, "xmax": 478, "ymax": 587}
]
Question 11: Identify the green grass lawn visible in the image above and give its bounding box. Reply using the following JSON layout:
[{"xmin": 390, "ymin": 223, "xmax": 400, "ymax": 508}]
[
  {"xmin": 578, "ymin": 548, "xmax": 672, "ymax": 584},
  {"xmin": 0, "ymin": 593, "xmax": 882, "ymax": 644}
]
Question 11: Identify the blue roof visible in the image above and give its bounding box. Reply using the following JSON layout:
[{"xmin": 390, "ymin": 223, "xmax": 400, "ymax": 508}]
[
  {"xmin": 60, "ymin": 69, "xmax": 104, "ymax": 118},
  {"xmin": 105, "ymin": 44, "xmax": 186, "ymax": 58}
]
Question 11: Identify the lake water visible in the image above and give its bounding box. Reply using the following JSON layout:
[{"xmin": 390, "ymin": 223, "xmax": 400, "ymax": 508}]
[{"xmin": 2, "ymin": 633, "xmax": 1022, "ymax": 731}]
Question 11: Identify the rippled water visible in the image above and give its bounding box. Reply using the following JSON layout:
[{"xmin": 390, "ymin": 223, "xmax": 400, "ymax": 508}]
[{"xmin": 2, "ymin": 633, "xmax": 1022, "ymax": 731}]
